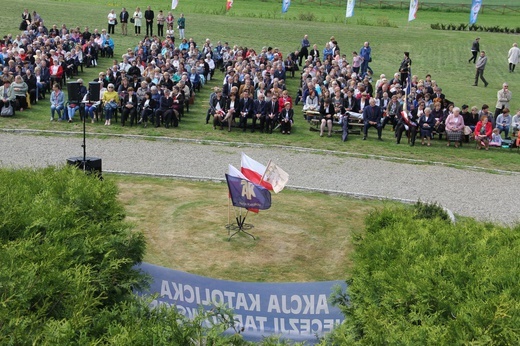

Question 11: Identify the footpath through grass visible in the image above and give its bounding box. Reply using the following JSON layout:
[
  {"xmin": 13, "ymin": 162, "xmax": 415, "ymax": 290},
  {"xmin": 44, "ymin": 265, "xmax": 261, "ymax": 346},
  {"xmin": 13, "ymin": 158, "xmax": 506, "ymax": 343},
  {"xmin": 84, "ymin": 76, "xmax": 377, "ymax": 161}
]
[{"xmin": 1, "ymin": 0, "xmax": 519, "ymax": 172}]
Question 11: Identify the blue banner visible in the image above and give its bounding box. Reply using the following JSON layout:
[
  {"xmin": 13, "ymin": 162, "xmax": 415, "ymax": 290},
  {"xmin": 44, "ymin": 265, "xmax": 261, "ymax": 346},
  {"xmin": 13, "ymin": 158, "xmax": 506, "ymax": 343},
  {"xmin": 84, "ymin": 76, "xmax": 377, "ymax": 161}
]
[
  {"xmin": 282, "ymin": 0, "xmax": 291, "ymax": 13},
  {"xmin": 226, "ymin": 174, "xmax": 271, "ymax": 210},
  {"xmin": 136, "ymin": 263, "xmax": 346, "ymax": 344},
  {"xmin": 470, "ymin": 0, "xmax": 482, "ymax": 24}
]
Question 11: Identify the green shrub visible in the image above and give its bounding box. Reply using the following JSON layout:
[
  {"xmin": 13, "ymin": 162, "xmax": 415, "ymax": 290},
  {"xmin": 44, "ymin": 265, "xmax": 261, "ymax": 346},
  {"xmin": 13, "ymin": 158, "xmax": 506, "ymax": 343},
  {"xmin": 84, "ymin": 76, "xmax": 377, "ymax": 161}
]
[
  {"xmin": 376, "ymin": 16, "xmax": 396, "ymax": 28},
  {"xmin": 0, "ymin": 166, "xmax": 147, "ymax": 344},
  {"xmin": 299, "ymin": 12, "xmax": 316, "ymax": 21},
  {"xmin": 413, "ymin": 201, "xmax": 449, "ymax": 221},
  {"xmin": 326, "ymin": 204, "xmax": 520, "ymax": 345}
]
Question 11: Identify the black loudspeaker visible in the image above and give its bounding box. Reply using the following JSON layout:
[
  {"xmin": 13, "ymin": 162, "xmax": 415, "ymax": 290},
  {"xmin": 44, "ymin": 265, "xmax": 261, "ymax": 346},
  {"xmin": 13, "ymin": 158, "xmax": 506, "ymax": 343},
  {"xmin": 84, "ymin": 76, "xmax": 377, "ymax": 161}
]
[
  {"xmin": 67, "ymin": 81, "xmax": 81, "ymax": 103},
  {"xmin": 66, "ymin": 157, "xmax": 103, "ymax": 179},
  {"xmin": 89, "ymin": 82, "xmax": 101, "ymax": 102}
]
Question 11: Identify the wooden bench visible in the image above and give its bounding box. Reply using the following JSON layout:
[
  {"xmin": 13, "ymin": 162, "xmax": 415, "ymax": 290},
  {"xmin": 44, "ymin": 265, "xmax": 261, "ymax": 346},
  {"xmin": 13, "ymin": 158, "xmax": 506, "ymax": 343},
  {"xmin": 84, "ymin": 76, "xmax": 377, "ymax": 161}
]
[{"xmin": 308, "ymin": 117, "xmax": 362, "ymax": 135}]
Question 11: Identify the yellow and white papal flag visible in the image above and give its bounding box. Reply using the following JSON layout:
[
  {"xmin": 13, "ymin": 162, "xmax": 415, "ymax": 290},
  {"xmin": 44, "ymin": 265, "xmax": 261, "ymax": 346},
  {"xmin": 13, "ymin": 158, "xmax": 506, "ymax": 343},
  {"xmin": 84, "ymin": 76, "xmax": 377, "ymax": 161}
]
[{"xmin": 263, "ymin": 162, "xmax": 289, "ymax": 194}]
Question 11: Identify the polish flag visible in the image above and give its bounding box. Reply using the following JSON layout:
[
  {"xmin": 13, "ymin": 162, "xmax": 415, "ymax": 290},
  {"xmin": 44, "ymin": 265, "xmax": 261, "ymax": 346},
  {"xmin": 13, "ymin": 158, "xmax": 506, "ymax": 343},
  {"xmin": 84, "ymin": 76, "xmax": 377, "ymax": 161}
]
[
  {"xmin": 228, "ymin": 164, "xmax": 247, "ymax": 180},
  {"xmin": 240, "ymin": 153, "xmax": 273, "ymax": 191}
]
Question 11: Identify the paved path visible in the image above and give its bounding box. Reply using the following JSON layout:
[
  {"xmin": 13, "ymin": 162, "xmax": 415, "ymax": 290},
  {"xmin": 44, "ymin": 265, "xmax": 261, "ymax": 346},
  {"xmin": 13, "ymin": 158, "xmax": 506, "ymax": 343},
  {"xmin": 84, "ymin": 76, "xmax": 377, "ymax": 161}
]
[{"xmin": 1, "ymin": 131, "xmax": 518, "ymax": 224}]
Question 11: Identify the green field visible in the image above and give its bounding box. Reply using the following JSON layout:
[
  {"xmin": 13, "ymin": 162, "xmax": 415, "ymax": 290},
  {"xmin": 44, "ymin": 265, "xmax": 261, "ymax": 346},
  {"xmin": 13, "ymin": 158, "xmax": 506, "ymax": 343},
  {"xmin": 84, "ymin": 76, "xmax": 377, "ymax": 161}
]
[{"xmin": 1, "ymin": 0, "xmax": 519, "ymax": 172}]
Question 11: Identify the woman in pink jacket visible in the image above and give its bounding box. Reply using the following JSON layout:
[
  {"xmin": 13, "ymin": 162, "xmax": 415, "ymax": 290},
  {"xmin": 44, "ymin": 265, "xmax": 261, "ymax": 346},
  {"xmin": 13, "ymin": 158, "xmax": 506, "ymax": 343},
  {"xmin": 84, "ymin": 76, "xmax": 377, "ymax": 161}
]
[{"xmin": 445, "ymin": 107, "xmax": 465, "ymax": 147}]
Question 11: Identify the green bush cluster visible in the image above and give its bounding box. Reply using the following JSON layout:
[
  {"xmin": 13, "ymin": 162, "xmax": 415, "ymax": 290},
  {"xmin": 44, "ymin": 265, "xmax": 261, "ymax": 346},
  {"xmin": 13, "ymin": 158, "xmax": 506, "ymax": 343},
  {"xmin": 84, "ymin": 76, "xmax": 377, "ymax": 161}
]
[
  {"xmin": 0, "ymin": 166, "xmax": 306, "ymax": 345},
  {"xmin": 0, "ymin": 166, "xmax": 146, "ymax": 343},
  {"xmin": 431, "ymin": 22, "xmax": 520, "ymax": 33},
  {"xmin": 325, "ymin": 202, "xmax": 520, "ymax": 345}
]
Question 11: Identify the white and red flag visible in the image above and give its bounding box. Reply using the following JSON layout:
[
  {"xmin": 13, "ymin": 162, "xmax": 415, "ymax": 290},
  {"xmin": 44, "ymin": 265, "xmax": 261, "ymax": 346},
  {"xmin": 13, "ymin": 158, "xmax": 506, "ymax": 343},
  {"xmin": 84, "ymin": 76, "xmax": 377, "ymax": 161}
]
[
  {"xmin": 240, "ymin": 153, "xmax": 288, "ymax": 193},
  {"xmin": 226, "ymin": 0, "xmax": 233, "ymax": 11},
  {"xmin": 408, "ymin": 0, "xmax": 419, "ymax": 21}
]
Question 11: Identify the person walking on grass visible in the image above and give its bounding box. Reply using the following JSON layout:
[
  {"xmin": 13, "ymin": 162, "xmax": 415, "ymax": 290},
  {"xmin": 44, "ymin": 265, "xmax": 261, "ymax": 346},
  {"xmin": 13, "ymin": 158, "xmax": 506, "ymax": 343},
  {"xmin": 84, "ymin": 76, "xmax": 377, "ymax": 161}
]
[
  {"xmin": 468, "ymin": 37, "xmax": 480, "ymax": 64},
  {"xmin": 177, "ymin": 13, "xmax": 185, "ymax": 40},
  {"xmin": 473, "ymin": 51, "xmax": 488, "ymax": 88},
  {"xmin": 508, "ymin": 43, "xmax": 520, "ymax": 73}
]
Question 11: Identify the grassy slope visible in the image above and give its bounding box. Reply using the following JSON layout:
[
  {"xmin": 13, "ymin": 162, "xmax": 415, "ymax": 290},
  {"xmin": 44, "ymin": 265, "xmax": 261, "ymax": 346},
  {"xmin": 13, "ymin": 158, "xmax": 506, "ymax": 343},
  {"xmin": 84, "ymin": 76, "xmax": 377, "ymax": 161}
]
[{"xmin": 1, "ymin": 0, "xmax": 519, "ymax": 172}]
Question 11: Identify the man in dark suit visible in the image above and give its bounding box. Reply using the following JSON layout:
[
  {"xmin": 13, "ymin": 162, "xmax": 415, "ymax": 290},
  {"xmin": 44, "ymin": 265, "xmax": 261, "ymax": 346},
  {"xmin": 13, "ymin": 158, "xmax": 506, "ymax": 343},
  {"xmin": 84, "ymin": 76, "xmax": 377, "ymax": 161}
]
[
  {"xmin": 238, "ymin": 90, "xmax": 254, "ymax": 132},
  {"xmin": 120, "ymin": 8, "xmax": 129, "ymax": 36},
  {"xmin": 309, "ymin": 44, "xmax": 320, "ymax": 63},
  {"xmin": 399, "ymin": 52, "xmax": 412, "ymax": 86},
  {"xmin": 155, "ymin": 88, "xmax": 173, "ymax": 128},
  {"xmin": 299, "ymin": 34, "xmax": 310, "ymax": 66},
  {"xmin": 279, "ymin": 101, "xmax": 294, "ymax": 134},
  {"xmin": 144, "ymin": 6, "xmax": 154, "ymax": 37},
  {"xmin": 252, "ymin": 93, "xmax": 267, "ymax": 133},
  {"xmin": 273, "ymin": 64, "xmax": 286, "ymax": 82},
  {"xmin": 362, "ymin": 98, "xmax": 383, "ymax": 140},
  {"xmin": 433, "ymin": 87, "xmax": 445, "ymax": 101},
  {"xmin": 468, "ymin": 37, "xmax": 480, "ymax": 64},
  {"xmin": 93, "ymin": 72, "xmax": 109, "ymax": 89},
  {"xmin": 222, "ymin": 75, "xmax": 234, "ymax": 98},
  {"xmin": 266, "ymin": 94, "xmax": 279, "ymax": 134}
]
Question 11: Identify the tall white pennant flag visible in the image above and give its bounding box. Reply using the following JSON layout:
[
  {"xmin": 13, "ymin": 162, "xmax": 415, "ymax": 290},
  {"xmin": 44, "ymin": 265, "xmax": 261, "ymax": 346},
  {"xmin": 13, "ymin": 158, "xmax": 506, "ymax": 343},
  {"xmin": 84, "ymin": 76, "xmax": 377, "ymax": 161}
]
[
  {"xmin": 469, "ymin": 0, "xmax": 482, "ymax": 24},
  {"xmin": 282, "ymin": 0, "xmax": 291, "ymax": 13},
  {"xmin": 408, "ymin": 0, "xmax": 419, "ymax": 21},
  {"xmin": 263, "ymin": 162, "xmax": 289, "ymax": 194},
  {"xmin": 171, "ymin": 0, "xmax": 179, "ymax": 10},
  {"xmin": 346, "ymin": 0, "xmax": 356, "ymax": 18}
]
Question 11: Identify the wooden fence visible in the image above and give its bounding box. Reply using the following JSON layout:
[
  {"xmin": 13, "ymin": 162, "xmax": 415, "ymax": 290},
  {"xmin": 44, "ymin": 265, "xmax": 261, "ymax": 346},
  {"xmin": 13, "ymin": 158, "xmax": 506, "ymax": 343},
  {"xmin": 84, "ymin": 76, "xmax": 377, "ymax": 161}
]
[{"xmin": 298, "ymin": 0, "xmax": 520, "ymax": 14}]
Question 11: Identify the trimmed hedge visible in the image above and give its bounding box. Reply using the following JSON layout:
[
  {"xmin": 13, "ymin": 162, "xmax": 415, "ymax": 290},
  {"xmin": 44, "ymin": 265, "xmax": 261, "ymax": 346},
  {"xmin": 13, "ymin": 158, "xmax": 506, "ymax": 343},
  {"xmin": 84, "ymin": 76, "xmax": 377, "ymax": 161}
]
[
  {"xmin": 431, "ymin": 23, "xmax": 520, "ymax": 33},
  {"xmin": 325, "ymin": 202, "xmax": 520, "ymax": 345}
]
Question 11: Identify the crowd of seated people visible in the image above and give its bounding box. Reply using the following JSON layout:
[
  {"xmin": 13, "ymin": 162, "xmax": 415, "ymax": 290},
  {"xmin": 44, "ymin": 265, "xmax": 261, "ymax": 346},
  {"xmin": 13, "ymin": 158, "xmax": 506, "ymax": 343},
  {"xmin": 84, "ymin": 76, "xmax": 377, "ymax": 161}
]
[
  {"xmin": 0, "ymin": 9, "xmax": 121, "ymax": 117},
  {"xmin": 292, "ymin": 36, "xmax": 518, "ymax": 148},
  {"xmin": 0, "ymin": 8, "xmax": 214, "ymax": 127},
  {"xmin": 52, "ymin": 32, "xmax": 223, "ymax": 127},
  {"xmin": 2, "ymin": 10, "xmax": 518, "ymax": 145},
  {"xmin": 82, "ymin": 34, "xmax": 218, "ymax": 127},
  {"xmin": 202, "ymin": 44, "xmax": 305, "ymax": 134}
]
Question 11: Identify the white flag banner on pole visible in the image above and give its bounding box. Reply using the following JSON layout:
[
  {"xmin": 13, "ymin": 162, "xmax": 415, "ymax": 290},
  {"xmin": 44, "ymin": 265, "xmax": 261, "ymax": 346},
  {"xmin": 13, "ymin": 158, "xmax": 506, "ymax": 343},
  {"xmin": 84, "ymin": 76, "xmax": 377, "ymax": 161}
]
[
  {"xmin": 346, "ymin": 0, "xmax": 355, "ymax": 18},
  {"xmin": 469, "ymin": 0, "xmax": 482, "ymax": 24},
  {"xmin": 171, "ymin": 0, "xmax": 179, "ymax": 10},
  {"xmin": 408, "ymin": 0, "xmax": 419, "ymax": 21}
]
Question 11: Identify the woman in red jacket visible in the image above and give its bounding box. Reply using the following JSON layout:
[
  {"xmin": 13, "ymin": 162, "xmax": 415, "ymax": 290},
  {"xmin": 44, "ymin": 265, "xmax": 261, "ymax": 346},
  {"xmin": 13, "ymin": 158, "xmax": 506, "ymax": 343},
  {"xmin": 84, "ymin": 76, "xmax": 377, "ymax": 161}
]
[
  {"xmin": 474, "ymin": 114, "xmax": 492, "ymax": 150},
  {"xmin": 49, "ymin": 59, "xmax": 64, "ymax": 87}
]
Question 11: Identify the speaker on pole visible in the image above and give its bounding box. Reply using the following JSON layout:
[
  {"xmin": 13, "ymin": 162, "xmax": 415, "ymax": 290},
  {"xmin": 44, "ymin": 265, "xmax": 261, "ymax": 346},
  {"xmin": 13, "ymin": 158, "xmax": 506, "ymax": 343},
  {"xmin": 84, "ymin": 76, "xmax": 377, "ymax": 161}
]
[
  {"xmin": 66, "ymin": 157, "xmax": 103, "ymax": 179},
  {"xmin": 67, "ymin": 81, "xmax": 81, "ymax": 103},
  {"xmin": 89, "ymin": 82, "xmax": 101, "ymax": 102}
]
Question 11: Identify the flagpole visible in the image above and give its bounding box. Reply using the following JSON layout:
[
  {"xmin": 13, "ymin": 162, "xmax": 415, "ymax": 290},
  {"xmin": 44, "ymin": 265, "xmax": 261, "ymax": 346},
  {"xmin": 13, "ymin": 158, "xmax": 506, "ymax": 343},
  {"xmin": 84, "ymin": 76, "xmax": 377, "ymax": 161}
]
[
  {"xmin": 228, "ymin": 196, "xmax": 231, "ymax": 236},
  {"xmin": 258, "ymin": 159, "xmax": 272, "ymax": 185}
]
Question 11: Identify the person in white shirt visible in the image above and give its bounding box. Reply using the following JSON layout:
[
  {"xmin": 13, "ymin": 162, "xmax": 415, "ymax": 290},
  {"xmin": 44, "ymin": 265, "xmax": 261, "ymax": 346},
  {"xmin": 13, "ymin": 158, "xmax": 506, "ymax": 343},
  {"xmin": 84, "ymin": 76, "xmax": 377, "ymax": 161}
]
[
  {"xmin": 508, "ymin": 43, "xmax": 520, "ymax": 73},
  {"xmin": 107, "ymin": 9, "xmax": 117, "ymax": 35}
]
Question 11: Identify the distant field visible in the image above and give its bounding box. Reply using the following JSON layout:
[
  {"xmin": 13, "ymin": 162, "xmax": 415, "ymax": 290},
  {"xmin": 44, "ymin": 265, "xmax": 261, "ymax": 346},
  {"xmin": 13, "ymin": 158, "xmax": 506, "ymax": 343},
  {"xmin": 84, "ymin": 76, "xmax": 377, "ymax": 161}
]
[{"xmin": 0, "ymin": 0, "xmax": 519, "ymax": 173}]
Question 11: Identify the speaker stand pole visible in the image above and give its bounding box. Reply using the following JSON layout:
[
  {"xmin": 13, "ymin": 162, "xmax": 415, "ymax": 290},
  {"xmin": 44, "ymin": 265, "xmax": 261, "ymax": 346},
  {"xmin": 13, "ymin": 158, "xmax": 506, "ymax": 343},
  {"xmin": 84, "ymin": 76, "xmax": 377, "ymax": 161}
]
[{"xmin": 82, "ymin": 94, "xmax": 89, "ymax": 170}]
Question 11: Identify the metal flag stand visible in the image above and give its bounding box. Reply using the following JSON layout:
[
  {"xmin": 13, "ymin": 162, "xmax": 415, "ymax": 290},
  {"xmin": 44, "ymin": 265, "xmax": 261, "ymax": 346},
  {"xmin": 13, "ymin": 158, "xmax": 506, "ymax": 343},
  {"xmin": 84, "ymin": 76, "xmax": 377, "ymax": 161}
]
[{"xmin": 226, "ymin": 207, "xmax": 255, "ymax": 241}]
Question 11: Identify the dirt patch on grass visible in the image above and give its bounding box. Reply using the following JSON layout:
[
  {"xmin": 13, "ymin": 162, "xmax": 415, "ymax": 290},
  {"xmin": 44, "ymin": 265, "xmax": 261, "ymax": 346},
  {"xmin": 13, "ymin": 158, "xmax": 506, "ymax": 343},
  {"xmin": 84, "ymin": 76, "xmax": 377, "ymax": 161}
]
[{"xmin": 116, "ymin": 176, "xmax": 391, "ymax": 282}]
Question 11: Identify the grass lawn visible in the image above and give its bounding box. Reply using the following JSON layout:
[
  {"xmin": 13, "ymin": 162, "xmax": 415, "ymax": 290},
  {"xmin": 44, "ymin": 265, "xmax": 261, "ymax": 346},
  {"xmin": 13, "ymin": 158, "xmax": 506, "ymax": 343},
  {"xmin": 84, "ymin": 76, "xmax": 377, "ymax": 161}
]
[
  {"xmin": 112, "ymin": 174, "xmax": 393, "ymax": 282},
  {"xmin": 1, "ymin": 0, "xmax": 519, "ymax": 172},
  {"xmin": 0, "ymin": 0, "xmax": 520, "ymax": 171}
]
